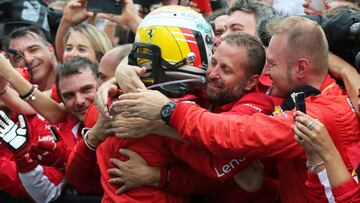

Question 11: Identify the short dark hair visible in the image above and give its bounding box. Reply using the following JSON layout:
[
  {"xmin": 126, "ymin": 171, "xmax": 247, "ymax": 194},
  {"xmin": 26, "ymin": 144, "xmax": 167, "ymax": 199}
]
[
  {"xmin": 7, "ymin": 26, "xmax": 49, "ymax": 48},
  {"xmin": 207, "ymin": 8, "xmax": 228, "ymax": 22},
  {"xmin": 55, "ymin": 56, "xmax": 98, "ymax": 91},
  {"xmin": 228, "ymin": 0, "xmax": 285, "ymax": 46},
  {"xmin": 222, "ymin": 32, "xmax": 265, "ymax": 77},
  {"xmin": 115, "ymin": 24, "xmax": 130, "ymax": 45}
]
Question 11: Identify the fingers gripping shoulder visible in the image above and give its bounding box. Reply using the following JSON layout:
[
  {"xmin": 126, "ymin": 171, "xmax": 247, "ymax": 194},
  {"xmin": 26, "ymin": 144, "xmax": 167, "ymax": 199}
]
[{"xmin": 0, "ymin": 111, "xmax": 29, "ymax": 151}]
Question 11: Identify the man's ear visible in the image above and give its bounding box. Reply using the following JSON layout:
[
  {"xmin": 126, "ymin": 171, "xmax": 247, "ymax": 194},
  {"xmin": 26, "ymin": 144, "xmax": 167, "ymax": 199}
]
[
  {"xmin": 48, "ymin": 44, "xmax": 55, "ymax": 54},
  {"xmin": 244, "ymin": 74, "xmax": 259, "ymax": 92},
  {"xmin": 296, "ymin": 58, "xmax": 309, "ymax": 79}
]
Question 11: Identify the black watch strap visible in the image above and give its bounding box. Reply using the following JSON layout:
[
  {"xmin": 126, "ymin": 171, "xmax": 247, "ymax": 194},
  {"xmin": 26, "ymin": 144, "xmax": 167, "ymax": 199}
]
[{"xmin": 160, "ymin": 101, "xmax": 177, "ymax": 125}]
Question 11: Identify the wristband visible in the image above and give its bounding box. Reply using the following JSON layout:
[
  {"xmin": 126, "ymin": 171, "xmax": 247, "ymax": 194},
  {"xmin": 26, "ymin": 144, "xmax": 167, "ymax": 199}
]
[
  {"xmin": 19, "ymin": 85, "xmax": 38, "ymax": 101},
  {"xmin": 83, "ymin": 129, "xmax": 97, "ymax": 151},
  {"xmin": 306, "ymin": 160, "xmax": 324, "ymax": 172}
]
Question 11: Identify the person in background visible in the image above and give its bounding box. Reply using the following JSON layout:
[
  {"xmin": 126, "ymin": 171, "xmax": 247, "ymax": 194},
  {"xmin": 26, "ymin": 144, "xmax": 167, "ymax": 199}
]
[
  {"xmin": 61, "ymin": 23, "xmax": 112, "ymax": 64},
  {"xmin": 56, "ymin": 0, "xmax": 140, "ymax": 63},
  {"xmin": 207, "ymin": 9, "xmax": 229, "ymax": 47}
]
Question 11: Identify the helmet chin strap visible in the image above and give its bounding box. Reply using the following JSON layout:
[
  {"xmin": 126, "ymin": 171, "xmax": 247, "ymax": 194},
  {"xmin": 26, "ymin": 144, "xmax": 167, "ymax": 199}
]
[
  {"xmin": 128, "ymin": 42, "xmax": 206, "ymax": 97},
  {"xmin": 147, "ymin": 77, "xmax": 205, "ymax": 90},
  {"xmin": 147, "ymin": 77, "xmax": 205, "ymax": 98}
]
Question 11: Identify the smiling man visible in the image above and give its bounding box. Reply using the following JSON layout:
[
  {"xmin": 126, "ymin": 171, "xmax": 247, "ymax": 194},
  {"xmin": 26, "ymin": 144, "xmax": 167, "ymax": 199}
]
[
  {"xmin": 55, "ymin": 56, "xmax": 98, "ymax": 122},
  {"xmin": 7, "ymin": 26, "xmax": 58, "ymax": 91}
]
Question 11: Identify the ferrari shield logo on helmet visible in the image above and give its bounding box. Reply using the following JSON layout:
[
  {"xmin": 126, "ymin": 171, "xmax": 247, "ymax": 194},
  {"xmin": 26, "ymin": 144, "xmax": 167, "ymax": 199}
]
[{"xmin": 146, "ymin": 28, "xmax": 156, "ymax": 43}]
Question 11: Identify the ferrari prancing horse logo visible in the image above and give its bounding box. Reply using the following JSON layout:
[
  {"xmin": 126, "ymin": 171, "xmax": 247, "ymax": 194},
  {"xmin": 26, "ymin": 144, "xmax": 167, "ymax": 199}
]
[{"xmin": 146, "ymin": 28, "xmax": 156, "ymax": 42}]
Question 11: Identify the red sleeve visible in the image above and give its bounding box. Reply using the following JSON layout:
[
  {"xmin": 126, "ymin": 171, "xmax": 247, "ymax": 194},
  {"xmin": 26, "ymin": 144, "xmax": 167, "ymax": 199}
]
[
  {"xmin": 165, "ymin": 164, "xmax": 224, "ymax": 194},
  {"xmin": 51, "ymin": 84, "xmax": 62, "ymax": 103},
  {"xmin": 66, "ymin": 139, "xmax": 103, "ymax": 195},
  {"xmin": 84, "ymin": 103, "xmax": 101, "ymax": 128},
  {"xmin": 332, "ymin": 177, "xmax": 360, "ymax": 203},
  {"xmin": 0, "ymin": 155, "xmax": 28, "ymax": 198},
  {"xmin": 166, "ymin": 93, "xmax": 274, "ymax": 182},
  {"xmin": 167, "ymin": 140, "xmax": 252, "ymax": 182},
  {"xmin": 306, "ymin": 170, "xmax": 360, "ymax": 203},
  {"xmin": 169, "ymin": 102, "xmax": 304, "ymax": 159},
  {"xmin": 305, "ymin": 171, "xmax": 334, "ymax": 203}
]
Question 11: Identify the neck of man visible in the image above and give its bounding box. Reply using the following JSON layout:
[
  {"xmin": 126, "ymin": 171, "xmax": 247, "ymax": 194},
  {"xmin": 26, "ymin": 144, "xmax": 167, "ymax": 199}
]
[
  {"xmin": 305, "ymin": 73, "xmax": 328, "ymax": 92},
  {"xmin": 35, "ymin": 64, "xmax": 57, "ymax": 91}
]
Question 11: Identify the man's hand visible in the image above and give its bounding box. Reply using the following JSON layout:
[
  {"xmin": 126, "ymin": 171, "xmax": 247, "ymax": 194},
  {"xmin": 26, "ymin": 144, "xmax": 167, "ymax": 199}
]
[
  {"xmin": 30, "ymin": 140, "xmax": 67, "ymax": 169},
  {"xmin": 233, "ymin": 160, "xmax": 264, "ymax": 192},
  {"xmin": 87, "ymin": 111, "xmax": 114, "ymax": 146},
  {"xmin": 108, "ymin": 149, "xmax": 160, "ymax": 194},
  {"xmin": 0, "ymin": 111, "xmax": 29, "ymax": 151},
  {"xmin": 0, "ymin": 54, "xmax": 15, "ymax": 79},
  {"xmin": 111, "ymin": 90, "xmax": 170, "ymax": 120},
  {"xmin": 96, "ymin": 0, "xmax": 142, "ymax": 33},
  {"xmin": 303, "ymin": 0, "xmax": 331, "ymax": 15},
  {"xmin": 62, "ymin": 0, "xmax": 94, "ymax": 25},
  {"xmin": 96, "ymin": 77, "xmax": 121, "ymax": 118},
  {"xmin": 105, "ymin": 114, "xmax": 158, "ymax": 138},
  {"xmin": 115, "ymin": 63, "xmax": 147, "ymax": 94}
]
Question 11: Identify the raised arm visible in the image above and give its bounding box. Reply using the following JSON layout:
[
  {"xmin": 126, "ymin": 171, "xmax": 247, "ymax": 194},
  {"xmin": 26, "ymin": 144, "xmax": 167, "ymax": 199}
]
[
  {"xmin": 0, "ymin": 54, "xmax": 67, "ymax": 123},
  {"xmin": 328, "ymin": 52, "xmax": 360, "ymax": 117}
]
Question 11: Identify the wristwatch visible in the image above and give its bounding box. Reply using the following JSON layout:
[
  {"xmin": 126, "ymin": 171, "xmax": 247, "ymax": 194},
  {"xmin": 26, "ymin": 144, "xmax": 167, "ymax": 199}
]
[{"xmin": 160, "ymin": 101, "xmax": 177, "ymax": 125}]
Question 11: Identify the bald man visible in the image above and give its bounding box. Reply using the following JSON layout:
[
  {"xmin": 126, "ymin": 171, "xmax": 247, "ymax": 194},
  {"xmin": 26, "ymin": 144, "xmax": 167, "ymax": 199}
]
[{"xmin": 97, "ymin": 44, "xmax": 132, "ymax": 88}]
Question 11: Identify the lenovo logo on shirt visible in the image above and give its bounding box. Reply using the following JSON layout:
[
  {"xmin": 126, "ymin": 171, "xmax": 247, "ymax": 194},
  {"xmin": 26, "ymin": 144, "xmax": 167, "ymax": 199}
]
[{"xmin": 215, "ymin": 158, "xmax": 246, "ymax": 177}]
